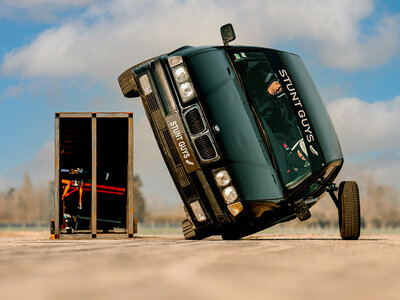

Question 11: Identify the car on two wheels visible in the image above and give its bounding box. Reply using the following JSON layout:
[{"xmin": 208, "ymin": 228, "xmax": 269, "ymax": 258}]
[{"xmin": 118, "ymin": 24, "xmax": 361, "ymax": 240}]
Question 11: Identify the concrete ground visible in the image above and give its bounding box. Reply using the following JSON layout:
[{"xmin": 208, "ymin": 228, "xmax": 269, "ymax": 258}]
[{"xmin": 0, "ymin": 231, "xmax": 399, "ymax": 300}]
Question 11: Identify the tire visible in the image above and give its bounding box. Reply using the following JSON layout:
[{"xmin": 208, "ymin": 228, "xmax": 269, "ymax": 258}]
[
  {"xmin": 117, "ymin": 56, "xmax": 160, "ymax": 98},
  {"xmin": 118, "ymin": 68, "xmax": 139, "ymax": 98},
  {"xmin": 221, "ymin": 233, "xmax": 241, "ymax": 240},
  {"xmin": 221, "ymin": 229, "xmax": 242, "ymax": 240},
  {"xmin": 181, "ymin": 219, "xmax": 199, "ymax": 240},
  {"xmin": 338, "ymin": 181, "xmax": 361, "ymax": 240}
]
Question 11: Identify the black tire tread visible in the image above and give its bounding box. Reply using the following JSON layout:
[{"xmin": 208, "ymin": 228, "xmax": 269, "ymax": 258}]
[
  {"xmin": 118, "ymin": 68, "xmax": 138, "ymax": 98},
  {"xmin": 221, "ymin": 228, "xmax": 242, "ymax": 240},
  {"xmin": 339, "ymin": 181, "xmax": 361, "ymax": 240},
  {"xmin": 117, "ymin": 56, "xmax": 161, "ymax": 98},
  {"xmin": 181, "ymin": 219, "xmax": 199, "ymax": 240}
]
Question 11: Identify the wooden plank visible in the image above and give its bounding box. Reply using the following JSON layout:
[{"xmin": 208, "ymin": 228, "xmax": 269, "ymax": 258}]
[
  {"xmin": 127, "ymin": 115, "xmax": 134, "ymax": 237},
  {"xmin": 58, "ymin": 233, "xmax": 131, "ymax": 240},
  {"xmin": 91, "ymin": 116, "xmax": 97, "ymax": 237},
  {"xmin": 96, "ymin": 113, "xmax": 131, "ymax": 118},
  {"xmin": 54, "ymin": 115, "xmax": 60, "ymax": 237},
  {"xmin": 56, "ymin": 112, "xmax": 93, "ymax": 118}
]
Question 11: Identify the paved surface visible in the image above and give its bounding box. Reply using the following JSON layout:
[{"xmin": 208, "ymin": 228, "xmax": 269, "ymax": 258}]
[{"xmin": 0, "ymin": 231, "xmax": 400, "ymax": 300}]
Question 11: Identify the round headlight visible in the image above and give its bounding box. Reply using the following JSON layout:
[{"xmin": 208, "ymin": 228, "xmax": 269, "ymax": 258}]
[
  {"xmin": 174, "ymin": 66, "xmax": 189, "ymax": 83},
  {"xmin": 215, "ymin": 170, "xmax": 231, "ymax": 187},
  {"xmin": 222, "ymin": 186, "xmax": 238, "ymax": 204},
  {"xmin": 179, "ymin": 82, "xmax": 194, "ymax": 100}
]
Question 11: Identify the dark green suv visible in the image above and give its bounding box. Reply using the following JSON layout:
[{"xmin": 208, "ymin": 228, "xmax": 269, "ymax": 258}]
[{"xmin": 118, "ymin": 24, "xmax": 361, "ymax": 240}]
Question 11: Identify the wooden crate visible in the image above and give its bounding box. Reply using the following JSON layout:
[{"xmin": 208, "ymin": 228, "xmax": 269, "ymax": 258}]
[{"xmin": 52, "ymin": 112, "xmax": 135, "ymax": 239}]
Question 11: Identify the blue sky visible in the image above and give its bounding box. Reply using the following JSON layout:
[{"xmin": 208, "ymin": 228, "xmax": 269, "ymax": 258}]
[{"xmin": 0, "ymin": 0, "xmax": 400, "ymax": 205}]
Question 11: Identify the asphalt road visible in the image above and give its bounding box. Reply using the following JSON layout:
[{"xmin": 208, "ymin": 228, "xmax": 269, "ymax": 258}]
[{"xmin": 0, "ymin": 231, "xmax": 399, "ymax": 300}]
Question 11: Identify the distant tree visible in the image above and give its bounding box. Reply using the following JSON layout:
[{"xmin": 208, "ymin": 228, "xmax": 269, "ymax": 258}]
[
  {"xmin": 18, "ymin": 173, "xmax": 34, "ymax": 222},
  {"xmin": 45, "ymin": 181, "xmax": 55, "ymax": 221},
  {"xmin": 133, "ymin": 175, "xmax": 146, "ymax": 222},
  {"xmin": 5, "ymin": 188, "xmax": 16, "ymax": 201},
  {"xmin": 0, "ymin": 191, "xmax": 6, "ymax": 220}
]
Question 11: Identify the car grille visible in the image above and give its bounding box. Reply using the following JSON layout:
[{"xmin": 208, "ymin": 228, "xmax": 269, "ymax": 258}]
[
  {"xmin": 161, "ymin": 130, "xmax": 181, "ymax": 166},
  {"xmin": 184, "ymin": 107, "xmax": 205, "ymax": 135},
  {"xmin": 146, "ymin": 94, "xmax": 159, "ymax": 112},
  {"xmin": 194, "ymin": 135, "xmax": 217, "ymax": 161},
  {"xmin": 183, "ymin": 105, "xmax": 219, "ymax": 163},
  {"xmin": 143, "ymin": 92, "xmax": 205, "ymax": 211}
]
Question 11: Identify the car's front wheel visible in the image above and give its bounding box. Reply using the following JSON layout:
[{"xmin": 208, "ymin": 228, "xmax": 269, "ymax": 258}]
[{"xmin": 181, "ymin": 219, "xmax": 201, "ymax": 240}]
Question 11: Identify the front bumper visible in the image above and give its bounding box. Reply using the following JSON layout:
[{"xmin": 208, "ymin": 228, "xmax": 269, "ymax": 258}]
[{"xmin": 134, "ymin": 58, "xmax": 233, "ymax": 232}]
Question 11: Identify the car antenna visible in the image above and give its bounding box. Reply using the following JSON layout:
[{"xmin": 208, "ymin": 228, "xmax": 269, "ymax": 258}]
[{"xmin": 220, "ymin": 23, "xmax": 236, "ymax": 47}]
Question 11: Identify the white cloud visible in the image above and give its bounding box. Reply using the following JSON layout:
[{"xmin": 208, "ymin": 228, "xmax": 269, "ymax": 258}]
[
  {"xmin": 1, "ymin": 0, "xmax": 399, "ymax": 81},
  {"xmin": 327, "ymin": 96, "xmax": 400, "ymax": 155},
  {"xmin": 324, "ymin": 95, "xmax": 400, "ymax": 191},
  {"xmin": 319, "ymin": 14, "xmax": 400, "ymax": 71},
  {"xmin": 1, "ymin": 0, "xmax": 93, "ymax": 8},
  {"xmin": 319, "ymin": 95, "xmax": 400, "ymax": 190},
  {"xmin": 0, "ymin": 0, "xmax": 96, "ymax": 22}
]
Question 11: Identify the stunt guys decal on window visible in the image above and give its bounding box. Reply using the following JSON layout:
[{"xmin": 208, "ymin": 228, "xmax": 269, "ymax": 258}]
[{"xmin": 278, "ymin": 69, "xmax": 321, "ymax": 159}]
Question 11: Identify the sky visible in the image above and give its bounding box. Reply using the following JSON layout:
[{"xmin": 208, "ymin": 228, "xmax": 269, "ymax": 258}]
[{"xmin": 0, "ymin": 0, "xmax": 399, "ymax": 206}]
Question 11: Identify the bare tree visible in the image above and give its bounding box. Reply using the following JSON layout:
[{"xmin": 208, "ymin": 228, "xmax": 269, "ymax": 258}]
[{"xmin": 133, "ymin": 175, "xmax": 146, "ymax": 222}]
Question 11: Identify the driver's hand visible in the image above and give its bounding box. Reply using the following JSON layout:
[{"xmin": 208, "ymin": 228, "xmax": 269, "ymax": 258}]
[{"xmin": 297, "ymin": 149, "xmax": 306, "ymax": 161}]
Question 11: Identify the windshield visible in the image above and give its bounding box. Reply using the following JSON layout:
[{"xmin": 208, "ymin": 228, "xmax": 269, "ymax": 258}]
[{"xmin": 229, "ymin": 51, "xmax": 311, "ymax": 188}]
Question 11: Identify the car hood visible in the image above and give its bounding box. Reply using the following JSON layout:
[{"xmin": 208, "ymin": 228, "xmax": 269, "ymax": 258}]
[{"xmin": 186, "ymin": 50, "xmax": 283, "ymax": 201}]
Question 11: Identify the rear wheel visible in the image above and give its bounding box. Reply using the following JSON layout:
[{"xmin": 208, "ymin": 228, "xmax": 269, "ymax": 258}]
[
  {"xmin": 338, "ymin": 181, "xmax": 361, "ymax": 240},
  {"xmin": 221, "ymin": 227, "xmax": 242, "ymax": 240},
  {"xmin": 221, "ymin": 232, "xmax": 241, "ymax": 240},
  {"xmin": 181, "ymin": 219, "xmax": 200, "ymax": 240}
]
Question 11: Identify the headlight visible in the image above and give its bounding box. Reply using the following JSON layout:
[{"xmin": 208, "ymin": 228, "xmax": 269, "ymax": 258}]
[
  {"xmin": 168, "ymin": 56, "xmax": 183, "ymax": 68},
  {"xmin": 179, "ymin": 82, "xmax": 194, "ymax": 100},
  {"xmin": 169, "ymin": 56, "xmax": 196, "ymax": 103},
  {"xmin": 174, "ymin": 66, "xmax": 189, "ymax": 83},
  {"xmin": 139, "ymin": 74, "xmax": 152, "ymax": 95},
  {"xmin": 222, "ymin": 186, "xmax": 238, "ymax": 204},
  {"xmin": 212, "ymin": 168, "xmax": 243, "ymax": 216},
  {"xmin": 214, "ymin": 170, "xmax": 231, "ymax": 187},
  {"xmin": 190, "ymin": 201, "xmax": 207, "ymax": 222}
]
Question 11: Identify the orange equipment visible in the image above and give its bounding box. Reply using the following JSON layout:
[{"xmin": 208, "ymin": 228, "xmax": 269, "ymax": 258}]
[{"xmin": 61, "ymin": 179, "xmax": 125, "ymax": 209}]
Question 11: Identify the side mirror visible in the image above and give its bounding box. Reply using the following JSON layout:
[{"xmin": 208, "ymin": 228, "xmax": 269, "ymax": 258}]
[{"xmin": 220, "ymin": 23, "xmax": 236, "ymax": 47}]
